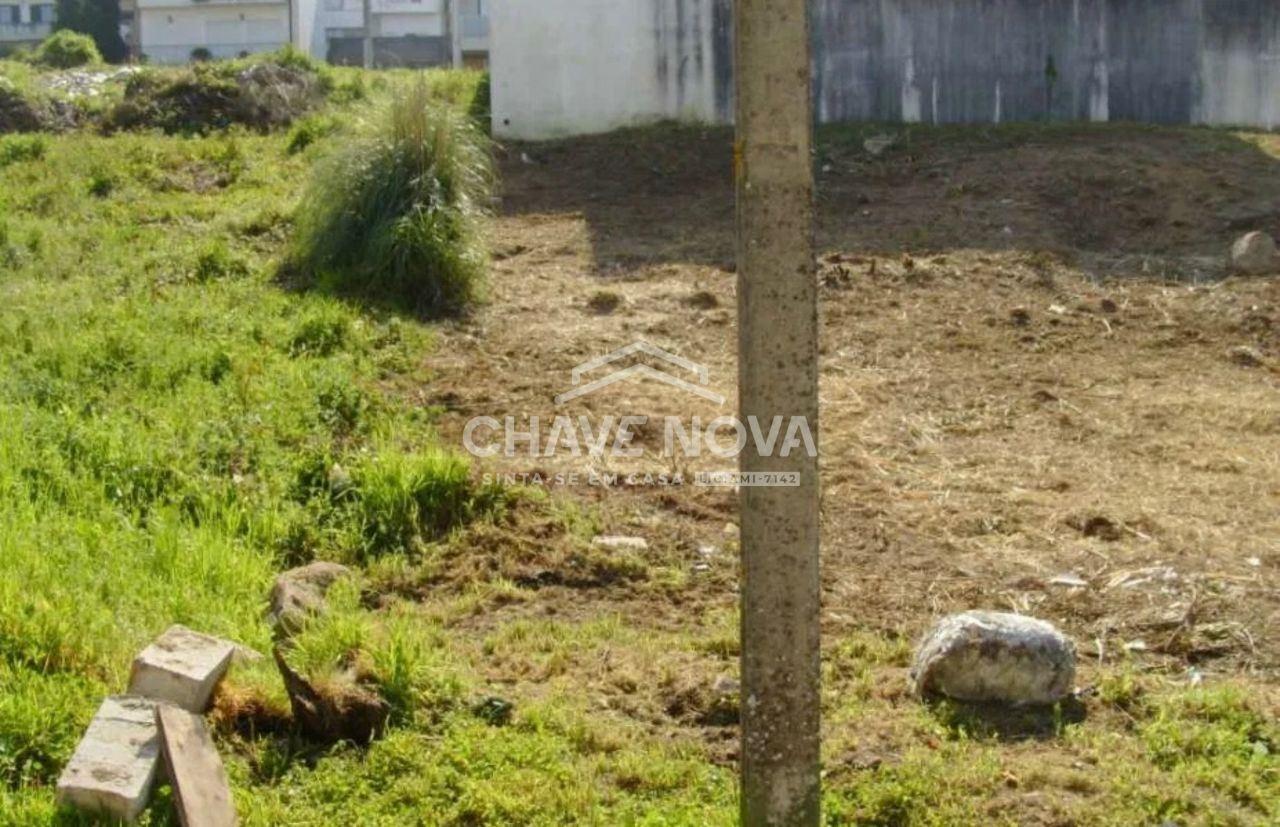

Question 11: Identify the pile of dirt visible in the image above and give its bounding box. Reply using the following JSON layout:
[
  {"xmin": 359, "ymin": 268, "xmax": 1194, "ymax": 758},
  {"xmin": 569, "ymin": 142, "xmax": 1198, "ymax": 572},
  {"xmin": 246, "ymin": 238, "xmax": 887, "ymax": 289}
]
[
  {"xmin": 106, "ymin": 61, "xmax": 322, "ymax": 134},
  {"xmin": 0, "ymin": 80, "xmax": 43, "ymax": 133}
]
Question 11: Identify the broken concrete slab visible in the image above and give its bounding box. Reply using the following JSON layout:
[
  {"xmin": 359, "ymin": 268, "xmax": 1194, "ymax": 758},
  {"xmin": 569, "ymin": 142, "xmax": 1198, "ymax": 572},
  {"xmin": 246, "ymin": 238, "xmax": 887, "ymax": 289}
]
[
  {"xmin": 129, "ymin": 625, "xmax": 236, "ymax": 713},
  {"xmin": 911, "ymin": 611, "xmax": 1076, "ymax": 706},
  {"xmin": 56, "ymin": 695, "xmax": 161, "ymax": 822},
  {"xmin": 156, "ymin": 704, "xmax": 237, "ymax": 827}
]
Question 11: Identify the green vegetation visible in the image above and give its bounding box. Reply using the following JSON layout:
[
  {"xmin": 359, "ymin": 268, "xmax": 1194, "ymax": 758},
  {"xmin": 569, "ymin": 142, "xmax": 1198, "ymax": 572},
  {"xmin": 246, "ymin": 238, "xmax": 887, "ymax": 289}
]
[
  {"xmin": 0, "ymin": 60, "xmax": 1276, "ymax": 825},
  {"xmin": 289, "ymin": 81, "xmax": 492, "ymax": 315},
  {"xmin": 31, "ymin": 30, "xmax": 102, "ymax": 69},
  {"xmin": 0, "ymin": 133, "xmax": 46, "ymax": 167},
  {"xmin": 54, "ymin": 0, "xmax": 125, "ymax": 63}
]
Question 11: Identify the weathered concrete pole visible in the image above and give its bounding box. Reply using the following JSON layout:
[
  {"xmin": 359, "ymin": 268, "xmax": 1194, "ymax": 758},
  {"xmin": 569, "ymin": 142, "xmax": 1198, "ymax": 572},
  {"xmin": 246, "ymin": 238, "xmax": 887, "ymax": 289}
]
[
  {"xmin": 735, "ymin": 0, "xmax": 821, "ymax": 825},
  {"xmin": 361, "ymin": 0, "xmax": 373, "ymax": 70},
  {"xmin": 448, "ymin": 0, "xmax": 464, "ymax": 68}
]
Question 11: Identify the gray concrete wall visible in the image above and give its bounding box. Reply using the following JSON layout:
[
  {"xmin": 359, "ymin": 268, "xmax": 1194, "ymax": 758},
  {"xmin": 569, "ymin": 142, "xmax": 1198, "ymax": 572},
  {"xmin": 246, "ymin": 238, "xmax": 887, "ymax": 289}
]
[
  {"xmin": 814, "ymin": 0, "xmax": 1280, "ymax": 127},
  {"xmin": 491, "ymin": 0, "xmax": 1280, "ymax": 139}
]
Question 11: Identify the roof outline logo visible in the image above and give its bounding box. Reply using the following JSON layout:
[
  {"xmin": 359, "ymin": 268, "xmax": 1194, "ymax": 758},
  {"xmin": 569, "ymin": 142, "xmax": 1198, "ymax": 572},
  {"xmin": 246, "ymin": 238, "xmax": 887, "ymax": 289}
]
[{"xmin": 554, "ymin": 341, "xmax": 727, "ymax": 406}]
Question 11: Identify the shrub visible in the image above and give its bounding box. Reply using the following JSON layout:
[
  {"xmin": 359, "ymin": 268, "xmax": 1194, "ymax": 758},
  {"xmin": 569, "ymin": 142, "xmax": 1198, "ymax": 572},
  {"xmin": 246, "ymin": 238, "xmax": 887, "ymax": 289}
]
[
  {"xmin": 289, "ymin": 80, "xmax": 492, "ymax": 315},
  {"xmin": 286, "ymin": 113, "xmax": 339, "ymax": 155},
  {"xmin": 0, "ymin": 134, "xmax": 46, "ymax": 167},
  {"xmin": 32, "ymin": 31, "xmax": 101, "ymax": 69},
  {"xmin": 190, "ymin": 47, "xmax": 213, "ymax": 63}
]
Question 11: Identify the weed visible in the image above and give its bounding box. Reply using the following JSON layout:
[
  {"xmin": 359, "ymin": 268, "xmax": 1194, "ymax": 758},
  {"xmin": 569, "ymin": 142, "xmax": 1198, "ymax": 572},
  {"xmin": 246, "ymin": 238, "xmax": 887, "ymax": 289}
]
[
  {"xmin": 288, "ymin": 306, "xmax": 350, "ymax": 357},
  {"xmin": 286, "ymin": 113, "xmax": 339, "ymax": 154},
  {"xmin": 289, "ymin": 80, "xmax": 492, "ymax": 315},
  {"xmin": 0, "ymin": 134, "xmax": 45, "ymax": 168},
  {"xmin": 193, "ymin": 241, "xmax": 250, "ymax": 281},
  {"xmin": 86, "ymin": 168, "xmax": 116, "ymax": 197}
]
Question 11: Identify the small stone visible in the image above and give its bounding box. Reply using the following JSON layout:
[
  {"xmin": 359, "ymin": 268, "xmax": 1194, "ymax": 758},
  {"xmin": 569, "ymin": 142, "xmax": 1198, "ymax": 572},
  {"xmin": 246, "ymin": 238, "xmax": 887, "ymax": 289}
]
[
  {"xmin": 591, "ymin": 535, "xmax": 649, "ymax": 552},
  {"xmin": 910, "ymin": 611, "xmax": 1076, "ymax": 705},
  {"xmin": 268, "ymin": 561, "xmax": 353, "ymax": 639},
  {"xmin": 56, "ymin": 696, "xmax": 161, "ymax": 822},
  {"xmin": 712, "ymin": 676, "xmax": 740, "ymax": 695},
  {"xmin": 1229, "ymin": 231, "xmax": 1277, "ymax": 274},
  {"xmin": 128, "ymin": 626, "xmax": 236, "ymax": 713},
  {"xmin": 1228, "ymin": 345, "xmax": 1266, "ymax": 368}
]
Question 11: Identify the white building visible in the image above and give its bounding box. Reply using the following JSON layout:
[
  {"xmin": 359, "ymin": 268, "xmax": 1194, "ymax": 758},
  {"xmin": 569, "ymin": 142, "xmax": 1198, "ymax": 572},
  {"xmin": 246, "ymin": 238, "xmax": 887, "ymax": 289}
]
[
  {"xmin": 0, "ymin": 0, "xmax": 55, "ymax": 55},
  {"xmin": 310, "ymin": 0, "xmax": 487, "ymax": 69},
  {"xmin": 138, "ymin": 0, "xmax": 316, "ymax": 65},
  {"xmin": 135, "ymin": 0, "xmax": 485, "ymax": 68}
]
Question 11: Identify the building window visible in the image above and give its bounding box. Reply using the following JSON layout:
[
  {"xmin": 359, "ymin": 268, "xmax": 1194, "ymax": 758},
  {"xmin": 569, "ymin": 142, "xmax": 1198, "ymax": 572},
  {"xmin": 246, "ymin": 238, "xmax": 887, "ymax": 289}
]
[
  {"xmin": 30, "ymin": 4, "xmax": 54, "ymax": 23},
  {"xmin": 323, "ymin": 0, "xmax": 343, "ymax": 9},
  {"xmin": 0, "ymin": 5, "xmax": 19, "ymax": 25}
]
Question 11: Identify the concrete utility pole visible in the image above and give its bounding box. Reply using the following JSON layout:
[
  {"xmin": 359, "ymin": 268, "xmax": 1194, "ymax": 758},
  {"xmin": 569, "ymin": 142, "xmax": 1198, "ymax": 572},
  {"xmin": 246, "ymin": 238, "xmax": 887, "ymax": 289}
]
[
  {"xmin": 735, "ymin": 0, "xmax": 821, "ymax": 824},
  {"xmin": 361, "ymin": 0, "xmax": 373, "ymax": 69},
  {"xmin": 449, "ymin": 0, "xmax": 463, "ymax": 68}
]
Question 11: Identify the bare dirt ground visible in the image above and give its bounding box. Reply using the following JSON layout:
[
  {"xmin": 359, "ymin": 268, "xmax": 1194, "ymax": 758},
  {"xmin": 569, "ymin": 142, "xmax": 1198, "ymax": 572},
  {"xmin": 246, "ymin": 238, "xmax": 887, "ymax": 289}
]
[{"xmin": 420, "ymin": 123, "xmax": 1279, "ymax": 779}]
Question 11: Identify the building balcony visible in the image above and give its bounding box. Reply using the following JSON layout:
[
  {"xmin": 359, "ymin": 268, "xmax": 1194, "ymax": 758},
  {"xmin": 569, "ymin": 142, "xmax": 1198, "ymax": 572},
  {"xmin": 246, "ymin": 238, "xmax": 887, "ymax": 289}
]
[{"xmin": 0, "ymin": 21, "xmax": 52, "ymax": 43}]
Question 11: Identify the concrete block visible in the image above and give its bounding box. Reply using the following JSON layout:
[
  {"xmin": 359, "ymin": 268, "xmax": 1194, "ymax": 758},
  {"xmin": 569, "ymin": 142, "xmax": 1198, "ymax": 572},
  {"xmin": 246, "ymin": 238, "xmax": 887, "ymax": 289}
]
[
  {"xmin": 56, "ymin": 695, "xmax": 161, "ymax": 822},
  {"xmin": 128, "ymin": 625, "xmax": 236, "ymax": 712}
]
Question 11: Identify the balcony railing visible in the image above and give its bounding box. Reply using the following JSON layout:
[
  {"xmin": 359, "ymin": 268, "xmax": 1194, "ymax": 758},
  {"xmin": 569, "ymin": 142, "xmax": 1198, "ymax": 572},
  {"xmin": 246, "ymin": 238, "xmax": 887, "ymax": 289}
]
[{"xmin": 0, "ymin": 21, "xmax": 53, "ymax": 42}]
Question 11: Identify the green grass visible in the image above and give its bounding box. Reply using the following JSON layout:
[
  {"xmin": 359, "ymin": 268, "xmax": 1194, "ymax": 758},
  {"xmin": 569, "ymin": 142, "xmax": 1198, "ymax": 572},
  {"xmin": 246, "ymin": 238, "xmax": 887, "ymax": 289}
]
[{"xmin": 0, "ymin": 70, "xmax": 739, "ymax": 825}]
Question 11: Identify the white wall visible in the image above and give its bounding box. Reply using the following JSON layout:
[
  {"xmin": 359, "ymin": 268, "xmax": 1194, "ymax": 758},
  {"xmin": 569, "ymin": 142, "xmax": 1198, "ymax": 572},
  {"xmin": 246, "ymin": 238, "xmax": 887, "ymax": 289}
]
[
  {"xmin": 490, "ymin": 0, "xmax": 722, "ymax": 140},
  {"xmin": 140, "ymin": 2, "xmax": 291, "ymax": 63},
  {"xmin": 492, "ymin": 0, "xmax": 1280, "ymax": 140}
]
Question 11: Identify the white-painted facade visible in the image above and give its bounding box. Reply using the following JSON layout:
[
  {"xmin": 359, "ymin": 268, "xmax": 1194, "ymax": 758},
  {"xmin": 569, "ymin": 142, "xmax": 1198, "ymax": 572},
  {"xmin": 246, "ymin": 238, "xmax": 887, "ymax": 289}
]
[
  {"xmin": 138, "ymin": 0, "xmax": 313, "ymax": 64},
  {"xmin": 0, "ymin": 0, "xmax": 55, "ymax": 52},
  {"xmin": 133, "ymin": 0, "xmax": 484, "ymax": 68}
]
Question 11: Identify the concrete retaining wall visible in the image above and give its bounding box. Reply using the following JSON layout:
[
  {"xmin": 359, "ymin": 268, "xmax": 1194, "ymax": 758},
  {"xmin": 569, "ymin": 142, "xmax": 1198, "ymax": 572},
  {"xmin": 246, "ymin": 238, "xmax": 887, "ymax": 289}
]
[{"xmin": 491, "ymin": 0, "xmax": 1280, "ymax": 139}]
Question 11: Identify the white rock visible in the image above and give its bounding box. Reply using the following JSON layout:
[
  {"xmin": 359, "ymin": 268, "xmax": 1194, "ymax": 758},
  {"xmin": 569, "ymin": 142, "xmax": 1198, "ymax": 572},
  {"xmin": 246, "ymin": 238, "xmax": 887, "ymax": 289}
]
[
  {"xmin": 910, "ymin": 611, "xmax": 1076, "ymax": 706},
  {"xmin": 56, "ymin": 696, "xmax": 161, "ymax": 822},
  {"xmin": 128, "ymin": 625, "xmax": 236, "ymax": 713},
  {"xmin": 1229, "ymin": 231, "xmax": 1277, "ymax": 274},
  {"xmin": 591, "ymin": 535, "xmax": 649, "ymax": 552}
]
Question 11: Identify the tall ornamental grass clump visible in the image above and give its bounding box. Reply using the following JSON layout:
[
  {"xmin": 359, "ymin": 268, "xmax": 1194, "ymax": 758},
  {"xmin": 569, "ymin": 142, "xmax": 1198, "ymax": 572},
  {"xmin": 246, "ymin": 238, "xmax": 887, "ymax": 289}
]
[{"xmin": 290, "ymin": 81, "xmax": 492, "ymax": 315}]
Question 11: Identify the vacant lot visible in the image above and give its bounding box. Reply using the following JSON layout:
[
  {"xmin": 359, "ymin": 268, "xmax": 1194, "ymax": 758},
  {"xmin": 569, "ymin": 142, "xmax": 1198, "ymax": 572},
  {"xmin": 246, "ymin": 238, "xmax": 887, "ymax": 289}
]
[{"xmin": 0, "ymin": 64, "xmax": 1277, "ymax": 824}]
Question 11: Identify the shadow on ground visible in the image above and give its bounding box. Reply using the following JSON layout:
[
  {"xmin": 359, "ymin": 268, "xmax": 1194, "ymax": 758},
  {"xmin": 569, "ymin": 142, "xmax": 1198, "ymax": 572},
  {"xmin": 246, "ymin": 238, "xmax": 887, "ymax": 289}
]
[
  {"xmin": 927, "ymin": 696, "xmax": 1089, "ymax": 742},
  {"xmin": 499, "ymin": 121, "xmax": 1280, "ymax": 278}
]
